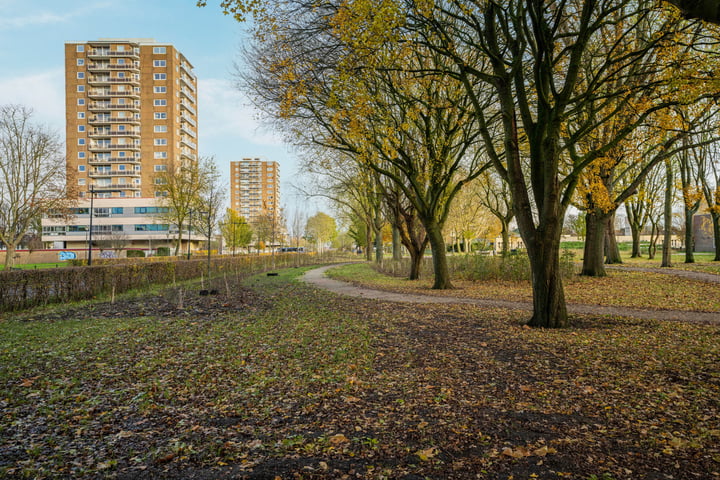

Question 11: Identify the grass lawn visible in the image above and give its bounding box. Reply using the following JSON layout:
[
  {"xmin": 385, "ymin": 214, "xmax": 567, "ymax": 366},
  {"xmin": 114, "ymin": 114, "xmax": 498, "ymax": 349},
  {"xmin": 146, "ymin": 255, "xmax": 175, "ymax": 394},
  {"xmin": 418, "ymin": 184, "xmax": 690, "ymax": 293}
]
[
  {"xmin": 0, "ymin": 262, "xmax": 67, "ymax": 271},
  {"xmin": 329, "ymin": 262, "xmax": 720, "ymax": 312},
  {"xmin": 1, "ymin": 266, "xmax": 719, "ymax": 479}
]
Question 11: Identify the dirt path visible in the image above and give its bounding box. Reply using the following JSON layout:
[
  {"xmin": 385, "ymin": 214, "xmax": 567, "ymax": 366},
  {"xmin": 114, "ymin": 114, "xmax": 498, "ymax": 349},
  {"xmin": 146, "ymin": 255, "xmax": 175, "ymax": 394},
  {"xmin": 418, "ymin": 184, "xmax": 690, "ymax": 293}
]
[{"xmin": 302, "ymin": 265, "xmax": 720, "ymax": 324}]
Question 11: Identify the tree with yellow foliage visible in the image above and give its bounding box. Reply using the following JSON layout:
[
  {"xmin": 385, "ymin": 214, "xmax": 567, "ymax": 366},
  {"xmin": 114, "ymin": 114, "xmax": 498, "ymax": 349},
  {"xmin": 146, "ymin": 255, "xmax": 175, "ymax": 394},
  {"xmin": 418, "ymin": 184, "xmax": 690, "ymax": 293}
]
[{"xmin": 203, "ymin": 0, "xmax": 720, "ymax": 327}]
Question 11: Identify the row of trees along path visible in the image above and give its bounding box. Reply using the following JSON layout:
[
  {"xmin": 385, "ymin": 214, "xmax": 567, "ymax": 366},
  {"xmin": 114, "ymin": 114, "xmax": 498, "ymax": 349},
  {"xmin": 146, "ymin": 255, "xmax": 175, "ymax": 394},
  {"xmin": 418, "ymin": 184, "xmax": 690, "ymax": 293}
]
[{"xmin": 200, "ymin": 0, "xmax": 720, "ymax": 328}]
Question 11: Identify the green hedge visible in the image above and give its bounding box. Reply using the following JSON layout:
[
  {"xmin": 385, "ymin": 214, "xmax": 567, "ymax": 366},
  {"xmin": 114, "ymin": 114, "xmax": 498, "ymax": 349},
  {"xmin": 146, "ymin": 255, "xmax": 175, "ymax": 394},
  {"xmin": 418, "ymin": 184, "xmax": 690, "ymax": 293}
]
[{"xmin": 0, "ymin": 254, "xmax": 336, "ymax": 312}]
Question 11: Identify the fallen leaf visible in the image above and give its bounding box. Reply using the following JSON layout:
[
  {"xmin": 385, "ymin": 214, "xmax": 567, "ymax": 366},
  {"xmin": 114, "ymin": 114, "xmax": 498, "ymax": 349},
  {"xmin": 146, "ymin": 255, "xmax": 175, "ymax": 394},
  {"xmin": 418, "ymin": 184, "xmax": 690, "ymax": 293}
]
[{"xmin": 416, "ymin": 446, "xmax": 440, "ymax": 461}]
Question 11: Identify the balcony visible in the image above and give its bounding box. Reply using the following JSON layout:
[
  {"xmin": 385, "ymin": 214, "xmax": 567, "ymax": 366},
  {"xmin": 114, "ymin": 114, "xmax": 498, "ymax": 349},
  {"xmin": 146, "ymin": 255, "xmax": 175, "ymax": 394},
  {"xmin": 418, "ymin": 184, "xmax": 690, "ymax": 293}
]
[
  {"xmin": 88, "ymin": 102, "xmax": 140, "ymax": 112},
  {"xmin": 180, "ymin": 88, "xmax": 196, "ymax": 103},
  {"xmin": 87, "ymin": 63, "xmax": 110, "ymax": 71},
  {"xmin": 89, "ymin": 169, "xmax": 141, "ymax": 177},
  {"xmin": 88, "ymin": 76, "xmax": 139, "ymax": 86},
  {"xmin": 180, "ymin": 137, "xmax": 197, "ymax": 150},
  {"xmin": 89, "ymin": 129, "xmax": 140, "ymax": 138},
  {"xmin": 180, "ymin": 124, "xmax": 196, "ymax": 138},
  {"xmin": 180, "ymin": 113, "xmax": 196, "ymax": 128},
  {"xmin": 109, "ymin": 63, "xmax": 140, "ymax": 72},
  {"xmin": 91, "ymin": 183, "xmax": 141, "ymax": 191},
  {"xmin": 180, "ymin": 63, "xmax": 196, "ymax": 80},
  {"xmin": 88, "ymin": 142, "xmax": 140, "ymax": 151},
  {"xmin": 179, "ymin": 100, "xmax": 196, "ymax": 116},
  {"xmin": 180, "ymin": 151, "xmax": 197, "ymax": 161},
  {"xmin": 89, "ymin": 49, "xmax": 139, "ymax": 59},
  {"xmin": 88, "ymin": 89, "xmax": 111, "ymax": 99},
  {"xmin": 88, "ymin": 49, "xmax": 111, "ymax": 58},
  {"xmin": 180, "ymin": 75, "xmax": 196, "ymax": 92},
  {"xmin": 89, "ymin": 116, "xmax": 140, "ymax": 125},
  {"xmin": 89, "ymin": 156, "xmax": 141, "ymax": 164}
]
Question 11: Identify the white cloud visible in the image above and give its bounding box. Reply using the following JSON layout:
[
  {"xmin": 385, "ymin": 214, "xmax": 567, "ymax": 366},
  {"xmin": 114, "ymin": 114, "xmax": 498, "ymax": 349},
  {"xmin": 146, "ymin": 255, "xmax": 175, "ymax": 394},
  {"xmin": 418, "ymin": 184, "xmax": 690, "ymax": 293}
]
[
  {"xmin": 0, "ymin": 2, "xmax": 112, "ymax": 30},
  {"xmin": 197, "ymin": 78, "xmax": 284, "ymax": 146},
  {"xmin": 0, "ymin": 69, "xmax": 65, "ymax": 131}
]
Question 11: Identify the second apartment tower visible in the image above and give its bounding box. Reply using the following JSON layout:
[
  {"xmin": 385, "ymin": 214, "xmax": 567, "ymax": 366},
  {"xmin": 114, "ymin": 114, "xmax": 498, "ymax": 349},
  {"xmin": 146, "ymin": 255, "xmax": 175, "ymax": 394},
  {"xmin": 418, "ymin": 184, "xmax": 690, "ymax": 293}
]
[{"xmin": 66, "ymin": 39, "xmax": 198, "ymax": 199}]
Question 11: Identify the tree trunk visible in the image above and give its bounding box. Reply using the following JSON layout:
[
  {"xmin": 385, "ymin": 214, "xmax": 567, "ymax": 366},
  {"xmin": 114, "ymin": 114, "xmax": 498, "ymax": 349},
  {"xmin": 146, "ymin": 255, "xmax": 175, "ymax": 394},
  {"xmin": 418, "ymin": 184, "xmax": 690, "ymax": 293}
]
[
  {"xmin": 581, "ymin": 211, "xmax": 607, "ymax": 276},
  {"xmin": 425, "ymin": 221, "xmax": 452, "ymax": 289},
  {"xmin": 374, "ymin": 231, "xmax": 383, "ymax": 263},
  {"xmin": 409, "ymin": 249, "xmax": 423, "ymax": 280},
  {"xmin": 500, "ymin": 221, "xmax": 510, "ymax": 256},
  {"xmin": 648, "ymin": 223, "xmax": 658, "ymax": 259},
  {"xmin": 392, "ymin": 225, "xmax": 402, "ymax": 261},
  {"xmin": 604, "ymin": 214, "xmax": 622, "ymax": 265},
  {"xmin": 175, "ymin": 227, "xmax": 183, "ymax": 256},
  {"xmin": 684, "ymin": 209, "xmax": 695, "ymax": 263},
  {"xmin": 365, "ymin": 222, "xmax": 373, "ymax": 261},
  {"xmin": 4, "ymin": 243, "xmax": 16, "ymax": 268},
  {"xmin": 526, "ymin": 235, "xmax": 568, "ymax": 328},
  {"xmin": 661, "ymin": 163, "xmax": 673, "ymax": 268},
  {"xmin": 630, "ymin": 224, "xmax": 642, "ymax": 258},
  {"xmin": 712, "ymin": 212, "xmax": 720, "ymax": 261}
]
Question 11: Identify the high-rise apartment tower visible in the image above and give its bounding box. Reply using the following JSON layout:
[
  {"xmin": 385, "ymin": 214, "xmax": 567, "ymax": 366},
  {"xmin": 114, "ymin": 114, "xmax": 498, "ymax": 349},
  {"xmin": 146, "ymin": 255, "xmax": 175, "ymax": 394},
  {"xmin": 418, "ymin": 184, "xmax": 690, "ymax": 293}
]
[
  {"xmin": 230, "ymin": 158, "xmax": 280, "ymax": 225},
  {"xmin": 65, "ymin": 39, "xmax": 198, "ymax": 199}
]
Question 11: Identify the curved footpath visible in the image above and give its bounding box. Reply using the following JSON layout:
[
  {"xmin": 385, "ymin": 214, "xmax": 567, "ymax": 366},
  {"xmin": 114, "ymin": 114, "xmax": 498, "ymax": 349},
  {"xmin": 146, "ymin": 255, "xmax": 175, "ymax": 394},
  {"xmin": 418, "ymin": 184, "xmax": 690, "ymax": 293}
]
[{"xmin": 302, "ymin": 264, "xmax": 720, "ymax": 324}]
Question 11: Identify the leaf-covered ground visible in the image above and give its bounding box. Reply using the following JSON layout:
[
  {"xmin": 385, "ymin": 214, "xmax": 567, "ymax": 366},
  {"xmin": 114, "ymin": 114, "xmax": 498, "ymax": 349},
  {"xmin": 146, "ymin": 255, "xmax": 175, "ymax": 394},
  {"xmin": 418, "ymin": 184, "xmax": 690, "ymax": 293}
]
[
  {"xmin": 1, "ymin": 267, "xmax": 719, "ymax": 479},
  {"xmin": 328, "ymin": 263, "xmax": 720, "ymax": 313}
]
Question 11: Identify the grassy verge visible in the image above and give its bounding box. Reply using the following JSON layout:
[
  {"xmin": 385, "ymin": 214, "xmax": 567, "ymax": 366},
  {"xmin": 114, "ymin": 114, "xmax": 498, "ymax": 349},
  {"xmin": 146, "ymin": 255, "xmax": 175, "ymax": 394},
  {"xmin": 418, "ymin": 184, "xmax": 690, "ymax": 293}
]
[
  {"xmin": 1, "ymin": 265, "xmax": 719, "ymax": 479},
  {"xmin": 328, "ymin": 262, "xmax": 720, "ymax": 312}
]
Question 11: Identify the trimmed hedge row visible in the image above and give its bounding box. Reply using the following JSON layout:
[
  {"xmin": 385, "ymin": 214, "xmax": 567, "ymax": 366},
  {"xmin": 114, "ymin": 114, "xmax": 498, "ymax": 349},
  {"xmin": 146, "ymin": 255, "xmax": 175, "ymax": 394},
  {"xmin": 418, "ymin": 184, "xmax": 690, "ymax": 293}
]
[{"xmin": 0, "ymin": 254, "xmax": 334, "ymax": 312}]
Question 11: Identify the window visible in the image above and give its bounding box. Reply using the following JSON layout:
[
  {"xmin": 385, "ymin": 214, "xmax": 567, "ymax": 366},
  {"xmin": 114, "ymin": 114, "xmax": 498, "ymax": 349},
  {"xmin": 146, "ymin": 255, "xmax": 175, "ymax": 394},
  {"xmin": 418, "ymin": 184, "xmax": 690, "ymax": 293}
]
[
  {"xmin": 154, "ymin": 86, "xmax": 167, "ymax": 93},
  {"xmin": 154, "ymin": 177, "xmax": 167, "ymax": 185},
  {"xmin": 134, "ymin": 207, "xmax": 169, "ymax": 214},
  {"xmin": 154, "ymin": 165, "xmax": 168, "ymax": 172},
  {"xmin": 76, "ymin": 45, "xmax": 84, "ymax": 52},
  {"xmin": 118, "ymin": 152, "xmax": 126, "ymax": 157},
  {"xmin": 154, "ymin": 99, "xmax": 167, "ymax": 106},
  {"xmin": 117, "ymin": 72, "xmax": 125, "ymax": 79},
  {"xmin": 154, "ymin": 152, "xmax": 168, "ymax": 159},
  {"xmin": 154, "ymin": 112, "xmax": 167, "ymax": 119},
  {"xmin": 154, "ymin": 138, "xmax": 167, "ymax": 146},
  {"xmin": 78, "ymin": 125, "xmax": 85, "ymax": 132},
  {"xmin": 78, "ymin": 152, "xmax": 86, "ymax": 159},
  {"xmin": 77, "ymin": 59, "xmax": 84, "ymax": 66},
  {"xmin": 77, "ymin": 72, "xmax": 84, "ymax": 79},
  {"xmin": 154, "ymin": 73, "xmax": 167, "ymax": 80},
  {"xmin": 118, "ymin": 125, "xmax": 125, "ymax": 131},
  {"xmin": 111, "ymin": 207, "xmax": 124, "ymax": 214},
  {"xmin": 77, "ymin": 98, "xmax": 85, "ymax": 106},
  {"xmin": 78, "ymin": 165, "xmax": 86, "ymax": 172},
  {"xmin": 78, "ymin": 112, "xmax": 85, "ymax": 119},
  {"xmin": 154, "ymin": 125, "xmax": 167, "ymax": 133},
  {"xmin": 78, "ymin": 178, "xmax": 86, "ymax": 185},
  {"xmin": 154, "ymin": 60, "xmax": 166, "ymax": 67},
  {"xmin": 153, "ymin": 47, "xmax": 166, "ymax": 54},
  {"xmin": 117, "ymin": 58, "xmax": 125, "ymax": 65},
  {"xmin": 78, "ymin": 138, "xmax": 85, "ymax": 145},
  {"xmin": 118, "ymin": 165, "xmax": 126, "ymax": 171}
]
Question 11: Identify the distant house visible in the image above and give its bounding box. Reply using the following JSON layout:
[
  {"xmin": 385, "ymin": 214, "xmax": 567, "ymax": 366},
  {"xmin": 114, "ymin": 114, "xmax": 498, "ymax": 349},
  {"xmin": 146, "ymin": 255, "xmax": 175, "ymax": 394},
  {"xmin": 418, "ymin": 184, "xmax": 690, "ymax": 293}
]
[{"xmin": 693, "ymin": 214, "xmax": 715, "ymax": 252}]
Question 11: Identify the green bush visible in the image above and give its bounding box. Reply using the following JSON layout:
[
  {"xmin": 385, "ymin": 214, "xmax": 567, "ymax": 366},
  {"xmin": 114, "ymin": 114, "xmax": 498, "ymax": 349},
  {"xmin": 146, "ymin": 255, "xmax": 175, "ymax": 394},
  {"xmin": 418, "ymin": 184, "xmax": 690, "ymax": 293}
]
[
  {"xmin": 126, "ymin": 250, "xmax": 146, "ymax": 258},
  {"xmin": 0, "ymin": 253, "xmax": 337, "ymax": 312},
  {"xmin": 378, "ymin": 250, "xmax": 577, "ymax": 282},
  {"xmin": 156, "ymin": 247, "xmax": 171, "ymax": 257}
]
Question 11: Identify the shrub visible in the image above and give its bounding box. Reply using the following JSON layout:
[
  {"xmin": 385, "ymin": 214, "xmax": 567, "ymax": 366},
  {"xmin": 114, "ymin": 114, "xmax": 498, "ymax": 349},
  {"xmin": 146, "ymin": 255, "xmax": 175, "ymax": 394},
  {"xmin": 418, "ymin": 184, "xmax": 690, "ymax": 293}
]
[
  {"xmin": 156, "ymin": 247, "xmax": 171, "ymax": 257},
  {"xmin": 126, "ymin": 250, "xmax": 145, "ymax": 258}
]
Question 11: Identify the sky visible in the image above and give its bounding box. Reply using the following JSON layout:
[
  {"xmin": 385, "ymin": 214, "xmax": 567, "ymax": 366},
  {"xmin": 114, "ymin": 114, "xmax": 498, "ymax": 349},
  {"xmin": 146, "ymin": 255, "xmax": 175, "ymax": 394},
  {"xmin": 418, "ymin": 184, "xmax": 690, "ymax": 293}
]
[{"xmin": 0, "ymin": 0, "xmax": 324, "ymax": 216}]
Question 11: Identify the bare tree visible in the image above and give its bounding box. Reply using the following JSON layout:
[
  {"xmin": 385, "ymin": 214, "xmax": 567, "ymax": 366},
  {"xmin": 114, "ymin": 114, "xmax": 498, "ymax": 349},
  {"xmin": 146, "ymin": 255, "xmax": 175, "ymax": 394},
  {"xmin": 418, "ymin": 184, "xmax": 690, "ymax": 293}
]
[{"xmin": 0, "ymin": 105, "xmax": 69, "ymax": 268}]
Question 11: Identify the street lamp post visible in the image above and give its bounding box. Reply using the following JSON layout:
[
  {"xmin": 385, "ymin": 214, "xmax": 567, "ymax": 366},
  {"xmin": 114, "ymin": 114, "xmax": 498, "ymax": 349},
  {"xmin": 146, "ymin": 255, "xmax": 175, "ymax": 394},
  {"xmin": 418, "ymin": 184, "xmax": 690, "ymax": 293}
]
[
  {"xmin": 186, "ymin": 209, "xmax": 193, "ymax": 260},
  {"xmin": 87, "ymin": 185, "xmax": 95, "ymax": 266},
  {"xmin": 199, "ymin": 211, "xmax": 210, "ymax": 278}
]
